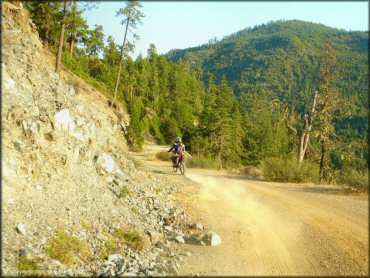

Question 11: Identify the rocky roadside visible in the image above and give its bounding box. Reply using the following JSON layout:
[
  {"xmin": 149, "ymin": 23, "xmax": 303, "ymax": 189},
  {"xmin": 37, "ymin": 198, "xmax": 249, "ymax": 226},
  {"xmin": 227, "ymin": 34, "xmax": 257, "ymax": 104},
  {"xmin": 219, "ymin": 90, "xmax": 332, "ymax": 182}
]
[{"xmin": 1, "ymin": 2, "xmax": 223, "ymax": 276}]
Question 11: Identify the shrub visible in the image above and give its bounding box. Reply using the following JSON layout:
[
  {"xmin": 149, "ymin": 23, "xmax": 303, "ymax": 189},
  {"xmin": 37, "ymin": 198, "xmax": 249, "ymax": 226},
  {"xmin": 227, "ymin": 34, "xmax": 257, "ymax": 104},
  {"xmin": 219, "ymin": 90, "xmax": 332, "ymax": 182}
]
[
  {"xmin": 17, "ymin": 257, "xmax": 42, "ymax": 275},
  {"xmin": 260, "ymin": 157, "xmax": 319, "ymax": 183},
  {"xmin": 186, "ymin": 155, "xmax": 219, "ymax": 169},
  {"xmin": 336, "ymin": 168, "xmax": 369, "ymax": 191},
  {"xmin": 115, "ymin": 228, "xmax": 145, "ymax": 251},
  {"xmin": 155, "ymin": 151, "xmax": 172, "ymax": 161},
  {"xmin": 46, "ymin": 230, "xmax": 90, "ymax": 265},
  {"xmin": 240, "ymin": 166, "xmax": 264, "ymax": 179},
  {"xmin": 120, "ymin": 186, "xmax": 130, "ymax": 199}
]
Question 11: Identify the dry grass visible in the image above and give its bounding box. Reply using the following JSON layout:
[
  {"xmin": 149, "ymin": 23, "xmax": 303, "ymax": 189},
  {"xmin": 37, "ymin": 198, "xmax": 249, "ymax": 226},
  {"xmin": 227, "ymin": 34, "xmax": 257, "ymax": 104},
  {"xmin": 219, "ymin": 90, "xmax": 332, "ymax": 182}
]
[
  {"xmin": 115, "ymin": 227, "xmax": 146, "ymax": 251},
  {"xmin": 155, "ymin": 151, "xmax": 172, "ymax": 161},
  {"xmin": 16, "ymin": 257, "xmax": 42, "ymax": 276},
  {"xmin": 46, "ymin": 229, "xmax": 90, "ymax": 265},
  {"xmin": 240, "ymin": 166, "xmax": 264, "ymax": 179},
  {"xmin": 97, "ymin": 227, "xmax": 147, "ymax": 260}
]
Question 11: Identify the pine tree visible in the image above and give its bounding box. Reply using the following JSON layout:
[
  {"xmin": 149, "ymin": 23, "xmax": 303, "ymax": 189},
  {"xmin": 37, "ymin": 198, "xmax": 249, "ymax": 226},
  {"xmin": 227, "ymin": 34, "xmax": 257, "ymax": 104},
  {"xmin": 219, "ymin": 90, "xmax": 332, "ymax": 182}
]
[
  {"xmin": 112, "ymin": 0, "xmax": 144, "ymax": 107},
  {"xmin": 55, "ymin": 0, "xmax": 70, "ymax": 74},
  {"xmin": 24, "ymin": 1, "xmax": 62, "ymax": 49}
]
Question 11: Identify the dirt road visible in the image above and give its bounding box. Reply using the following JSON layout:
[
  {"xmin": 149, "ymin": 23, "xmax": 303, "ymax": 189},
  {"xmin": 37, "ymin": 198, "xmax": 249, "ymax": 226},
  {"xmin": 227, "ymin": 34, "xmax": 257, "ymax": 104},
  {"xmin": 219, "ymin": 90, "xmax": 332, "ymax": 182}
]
[{"xmin": 131, "ymin": 145, "xmax": 369, "ymax": 276}]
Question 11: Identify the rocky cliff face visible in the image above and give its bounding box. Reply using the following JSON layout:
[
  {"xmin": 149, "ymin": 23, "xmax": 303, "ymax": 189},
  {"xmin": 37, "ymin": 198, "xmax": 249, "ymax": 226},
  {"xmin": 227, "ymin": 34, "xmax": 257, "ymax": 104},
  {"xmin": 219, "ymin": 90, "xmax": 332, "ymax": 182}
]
[{"xmin": 2, "ymin": 2, "xmax": 188, "ymax": 276}]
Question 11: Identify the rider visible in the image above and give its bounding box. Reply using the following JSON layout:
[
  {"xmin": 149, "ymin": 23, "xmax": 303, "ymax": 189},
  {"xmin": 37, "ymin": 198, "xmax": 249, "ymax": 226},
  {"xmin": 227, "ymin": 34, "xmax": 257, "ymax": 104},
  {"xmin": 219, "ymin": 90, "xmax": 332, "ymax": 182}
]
[{"xmin": 168, "ymin": 137, "xmax": 185, "ymax": 166}]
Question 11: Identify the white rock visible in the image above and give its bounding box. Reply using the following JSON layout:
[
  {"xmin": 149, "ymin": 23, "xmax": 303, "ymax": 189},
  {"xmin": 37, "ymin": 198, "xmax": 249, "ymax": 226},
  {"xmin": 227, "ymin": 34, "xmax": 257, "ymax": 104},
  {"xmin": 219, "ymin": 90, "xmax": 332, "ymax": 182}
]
[
  {"xmin": 54, "ymin": 109, "xmax": 73, "ymax": 131},
  {"xmin": 175, "ymin": 236, "xmax": 185, "ymax": 244},
  {"xmin": 69, "ymin": 87, "xmax": 75, "ymax": 95},
  {"xmin": 5, "ymin": 77, "xmax": 16, "ymax": 90},
  {"xmin": 164, "ymin": 226, "xmax": 172, "ymax": 232},
  {"xmin": 8, "ymin": 199, "xmax": 15, "ymax": 205},
  {"xmin": 96, "ymin": 153, "xmax": 115, "ymax": 174},
  {"xmin": 72, "ymin": 131, "xmax": 86, "ymax": 142},
  {"xmin": 108, "ymin": 254, "xmax": 123, "ymax": 261},
  {"xmin": 97, "ymin": 233, "xmax": 108, "ymax": 242},
  {"xmin": 28, "ymin": 121, "xmax": 39, "ymax": 135},
  {"xmin": 191, "ymin": 223, "xmax": 204, "ymax": 230},
  {"xmin": 36, "ymin": 184, "xmax": 43, "ymax": 190},
  {"xmin": 68, "ymin": 120, "xmax": 76, "ymax": 133},
  {"xmin": 87, "ymin": 122, "xmax": 96, "ymax": 135},
  {"xmin": 106, "ymin": 176, "xmax": 114, "ymax": 184},
  {"xmin": 116, "ymin": 169, "xmax": 124, "ymax": 176},
  {"xmin": 76, "ymin": 117, "xmax": 86, "ymax": 127},
  {"xmin": 76, "ymin": 104, "xmax": 84, "ymax": 113},
  {"xmin": 16, "ymin": 223, "xmax": 27, "ymax": 235},
  {"xmin": 52, "ymin": 260, "xmax": 62, "ymax": 267},
  {"xmin": 203, "ymin": 231, "xmax": 222, "ymax": 246}
]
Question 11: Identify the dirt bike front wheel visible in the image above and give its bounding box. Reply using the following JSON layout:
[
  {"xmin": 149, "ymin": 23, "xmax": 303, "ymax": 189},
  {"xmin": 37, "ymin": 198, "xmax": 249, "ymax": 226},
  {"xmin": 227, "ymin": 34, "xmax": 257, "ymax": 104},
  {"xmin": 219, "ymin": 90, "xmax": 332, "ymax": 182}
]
[{"xmin": 179, "ymin": 162, "xmax": 185, "ymax": 175}]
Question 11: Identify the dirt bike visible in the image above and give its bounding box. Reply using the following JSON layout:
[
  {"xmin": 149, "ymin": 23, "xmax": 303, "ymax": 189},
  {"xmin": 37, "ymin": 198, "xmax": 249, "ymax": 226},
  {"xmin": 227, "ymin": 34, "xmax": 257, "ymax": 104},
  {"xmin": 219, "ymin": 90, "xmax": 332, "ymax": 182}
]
[{"xmin": 173, "ymin": 153, "xmax": 185, "ymax": 175}]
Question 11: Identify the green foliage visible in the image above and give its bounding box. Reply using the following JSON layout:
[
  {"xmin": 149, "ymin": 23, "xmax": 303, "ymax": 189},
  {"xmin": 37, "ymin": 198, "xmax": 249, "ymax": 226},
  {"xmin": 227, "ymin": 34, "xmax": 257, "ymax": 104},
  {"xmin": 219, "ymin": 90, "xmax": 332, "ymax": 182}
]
[
  {"xmin": 120, "ymin": 185, "xmax": 130, "ymax": 199},
  {"xmin": 127, "ymin": 97, "xmax": 145, "ymax": 150},
  {"xmin": 167, "ymin": 20, "xmax": 368, "ymax": 173},
  {"xmin": 115, "ymin": 228, "xmax": 145, "ymax": 250},
  {"xmin": 82, "ymin": 24, "xmax": 104, "ymax": 56},
  {"xmin": 335, "ymin": 169, "xmax": 369, "ymax": 191},
  {"xmin": 186, "ymin": 155, "xmax": 219, "ymax": 169},
  {"xmin": 97, "ymin": 227, "xmax": 146, "ymax": 259},
  {"xmin": 261, "ymin": 157, "xmax": 319, "ymax": 183},
  {"xmin": 24, "ymin": 1, "xmax": 63, "ymax": 49},
  {"xmin": 25, "ymin": 6, "xmax": 367, "ymax": 184},
  {"xmin": 46, "ymin": 229, "xmax": 90, "ymax": 265},
  {"xmin": 17, "ymin": 257, "xmax": 42, "ymax": 275},
  {"xmin": 155, "ymin": 151, "xmax": 172, "ymax": 161}
]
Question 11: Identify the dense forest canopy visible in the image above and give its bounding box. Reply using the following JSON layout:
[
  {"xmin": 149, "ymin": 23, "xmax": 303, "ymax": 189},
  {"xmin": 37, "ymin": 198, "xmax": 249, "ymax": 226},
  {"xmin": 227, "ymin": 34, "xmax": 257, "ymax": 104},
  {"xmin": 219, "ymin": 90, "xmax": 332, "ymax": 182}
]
[{"xmin": 24, "ymin": 2, "xmax": 368, "ymax": 189}]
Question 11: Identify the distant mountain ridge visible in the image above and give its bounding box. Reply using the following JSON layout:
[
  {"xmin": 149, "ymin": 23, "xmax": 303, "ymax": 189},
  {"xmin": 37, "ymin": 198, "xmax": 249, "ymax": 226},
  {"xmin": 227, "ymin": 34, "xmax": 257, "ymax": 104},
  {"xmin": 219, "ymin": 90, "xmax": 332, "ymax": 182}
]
[
  {"xmin": 166, "ymin": 20, "xmax": 368, "ymax": 113},
  {"xmin": 166, "ymin": 19, "xmax": 368, "ymax": 146}
]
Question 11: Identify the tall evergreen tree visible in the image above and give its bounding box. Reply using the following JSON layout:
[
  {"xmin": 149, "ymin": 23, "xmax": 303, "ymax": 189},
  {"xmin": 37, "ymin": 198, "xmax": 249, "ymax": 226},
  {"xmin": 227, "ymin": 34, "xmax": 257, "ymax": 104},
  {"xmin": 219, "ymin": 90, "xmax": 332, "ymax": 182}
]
[
  {"xmin": 112, "ymin": 0, "xmax": 144, "ymax": 107},
  {"xmin": 55, "ymin": 0, "xmax": 70, "ymax": 74}
]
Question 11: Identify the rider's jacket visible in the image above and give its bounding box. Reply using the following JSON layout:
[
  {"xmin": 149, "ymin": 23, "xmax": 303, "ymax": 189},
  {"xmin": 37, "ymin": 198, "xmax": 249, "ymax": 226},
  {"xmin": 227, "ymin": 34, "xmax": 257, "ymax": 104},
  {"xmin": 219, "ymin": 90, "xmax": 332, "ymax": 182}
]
[{"xmin": 169, "ymin": 143, "xmax": 185, "ymax": 155}]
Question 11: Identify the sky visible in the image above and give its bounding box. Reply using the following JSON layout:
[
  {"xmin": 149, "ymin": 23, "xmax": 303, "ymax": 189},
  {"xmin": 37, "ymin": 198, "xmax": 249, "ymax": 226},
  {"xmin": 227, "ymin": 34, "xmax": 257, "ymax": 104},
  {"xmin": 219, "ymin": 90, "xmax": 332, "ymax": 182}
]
[{"xmin": 84, "ymin": 1, "xmax": 369, "ymax": 59}]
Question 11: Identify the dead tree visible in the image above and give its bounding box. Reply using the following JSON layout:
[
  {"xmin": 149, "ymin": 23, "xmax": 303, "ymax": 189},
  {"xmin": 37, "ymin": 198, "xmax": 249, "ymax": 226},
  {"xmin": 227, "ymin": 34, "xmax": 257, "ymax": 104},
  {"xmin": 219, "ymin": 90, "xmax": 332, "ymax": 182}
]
[{"xmin": 298, "ymin": 91, "xmax": 318, "ymax": 163}]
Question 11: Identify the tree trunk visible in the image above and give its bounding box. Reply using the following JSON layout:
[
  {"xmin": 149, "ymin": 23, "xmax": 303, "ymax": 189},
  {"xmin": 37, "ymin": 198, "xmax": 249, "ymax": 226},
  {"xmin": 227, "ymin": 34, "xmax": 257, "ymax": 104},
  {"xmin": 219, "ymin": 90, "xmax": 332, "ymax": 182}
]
[
  {"xmin": 319, "ymin": 141, "xmax": 327, "ymax": 182},
  {"xmin": 44, "ymin": 21, "xmax": 50, "ymax": 49},
  {"xmin": 112, "ymin": 18, "xmax": 130, "ymax": 107},
  {"xmin": 70, "ymin": 0, "xmax": 77, "ymax": 56},
  {"xmin": 55, "ymin": 0, "xmax": 69, "ymax": 74},
  {"xmin": 44, "ymin": 2, "xmax": 51, "ymax": 49},
  {"xmin": 298, "ymin": 91, "xmax": 318, "ymax": 163}
]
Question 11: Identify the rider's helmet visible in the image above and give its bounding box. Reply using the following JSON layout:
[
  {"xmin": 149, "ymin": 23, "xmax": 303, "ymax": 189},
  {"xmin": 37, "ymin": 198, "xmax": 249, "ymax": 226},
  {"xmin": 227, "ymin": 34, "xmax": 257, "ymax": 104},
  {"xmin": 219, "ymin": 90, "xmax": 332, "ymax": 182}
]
[{"xmin": 176, "ymin": 137, "xmax": 182, "ymax": 143}]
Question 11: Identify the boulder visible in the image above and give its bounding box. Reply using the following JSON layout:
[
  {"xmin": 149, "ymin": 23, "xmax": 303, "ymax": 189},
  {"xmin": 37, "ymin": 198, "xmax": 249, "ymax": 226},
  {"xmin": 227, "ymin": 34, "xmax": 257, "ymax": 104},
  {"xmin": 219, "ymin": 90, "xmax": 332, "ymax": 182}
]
[
  {"xmin": 190, "ymin": 223, "xmax": 204, "ymax": 230},
  {"xmin": 174, "ymin": 236, "xmax": 185, "ymax": 244},
  {"xmin": 54, "ymin": 109, "xmax": 73, "ymax": 131},
  {"xmin": 202, "ymin": 231, "xmax": 221, "ymax": 246},
  {"xmin": 96, "ymin": 153, "xmax": 115, "ymax": 174},
  {"xmin": 183, "ymin": 235, "xmax": 204, "ymax": 246},
  {"xmin": 13, "ymin": 140, "xmax": 27, "ymax": 153},
  {"xmin": 16, "ymin": 223, "xmax": 27, "ymax": 235}
]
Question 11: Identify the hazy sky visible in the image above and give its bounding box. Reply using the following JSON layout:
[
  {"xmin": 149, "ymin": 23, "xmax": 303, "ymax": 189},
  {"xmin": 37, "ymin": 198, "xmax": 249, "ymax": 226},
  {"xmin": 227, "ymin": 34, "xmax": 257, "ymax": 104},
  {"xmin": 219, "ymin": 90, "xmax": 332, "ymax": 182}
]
[{"xmin": 84, "ymin": 1, "xmax": 369, "ymax": 59}]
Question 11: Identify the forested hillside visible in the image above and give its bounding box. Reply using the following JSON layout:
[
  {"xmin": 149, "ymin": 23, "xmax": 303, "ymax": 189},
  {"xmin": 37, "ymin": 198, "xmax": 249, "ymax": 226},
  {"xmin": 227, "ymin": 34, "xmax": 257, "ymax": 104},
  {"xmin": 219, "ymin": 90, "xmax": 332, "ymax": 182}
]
[
  {"xmin": 167, "ymin": 20, "xmax": 368, "ymax": 113},
  {"xmin": 24, "ymin": 2, "xmax": 368, "ymax": 189},
  {"xmin": 167, "ymin": 19, "xmax": 368, "ymax": 185},
  {"xmin": 167, "ymin": 20, "xmax": 368, "ymax": 137}
]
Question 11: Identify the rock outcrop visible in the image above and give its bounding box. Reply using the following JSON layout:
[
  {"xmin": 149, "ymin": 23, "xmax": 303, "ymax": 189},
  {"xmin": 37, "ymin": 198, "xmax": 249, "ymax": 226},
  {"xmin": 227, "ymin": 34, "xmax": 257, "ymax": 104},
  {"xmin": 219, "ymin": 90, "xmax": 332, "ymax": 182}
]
[{"xmin": 1, "ymin": 1, "xmax": 190, "ymax": 276}]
